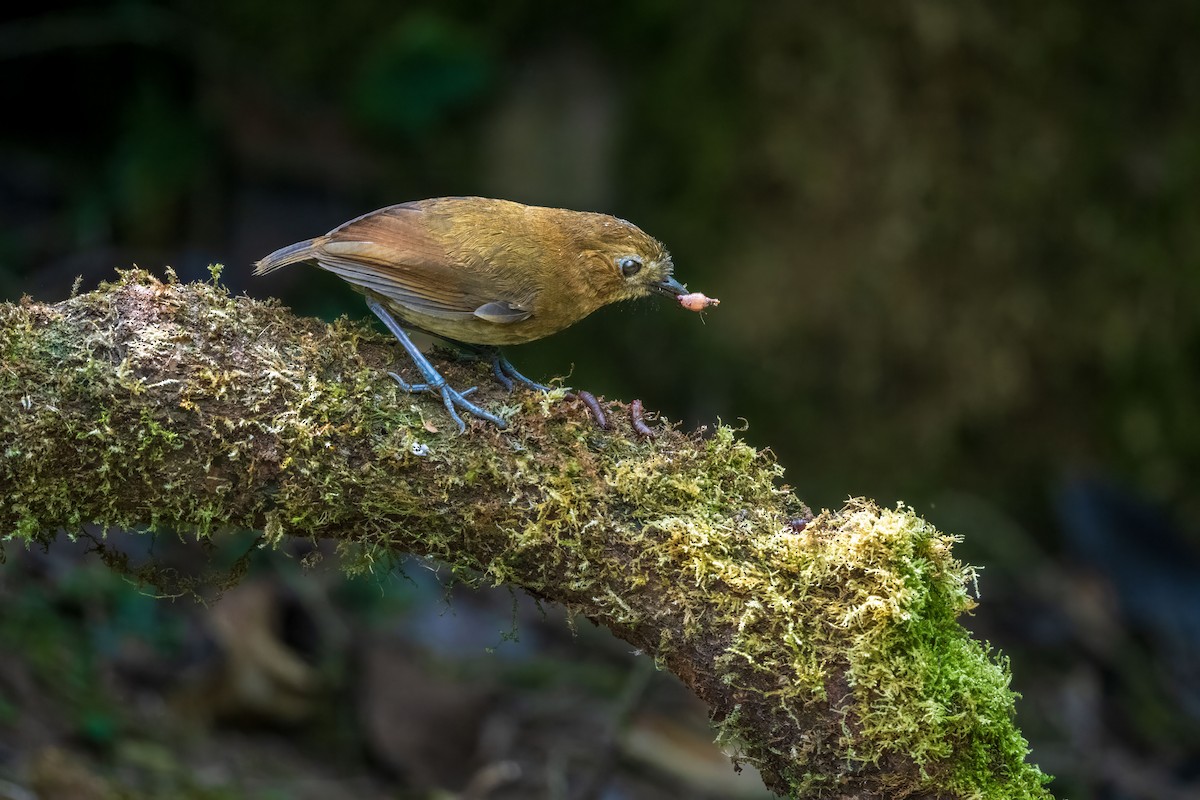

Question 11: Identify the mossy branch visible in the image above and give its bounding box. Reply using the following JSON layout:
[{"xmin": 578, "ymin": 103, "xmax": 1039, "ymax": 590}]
[{"xmin": 0, "ymin": 270, "xmax": 1051, "ymax": 799}]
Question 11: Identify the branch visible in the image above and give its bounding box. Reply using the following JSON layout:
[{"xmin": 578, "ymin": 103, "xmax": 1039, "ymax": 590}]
[{"xmin": 0, "ymin": 269, "xmax": 1051, "ymax": 799}]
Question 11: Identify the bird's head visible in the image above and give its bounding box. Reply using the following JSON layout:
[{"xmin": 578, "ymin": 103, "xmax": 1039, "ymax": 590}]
[{"xmin": 576, "ymin": 215, "xmax": 685, "ymax": 305}]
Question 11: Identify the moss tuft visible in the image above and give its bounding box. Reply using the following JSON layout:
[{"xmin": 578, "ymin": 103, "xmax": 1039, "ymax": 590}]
[{"xmin": 0, "ymin": 270, "xmax": 1053, "ymax": 798}]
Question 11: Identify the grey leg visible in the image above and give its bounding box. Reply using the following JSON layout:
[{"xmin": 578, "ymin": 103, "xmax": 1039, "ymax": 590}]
[{"xmin": 366, "ymin": 299, "xmax": 506, "ymax": 432}]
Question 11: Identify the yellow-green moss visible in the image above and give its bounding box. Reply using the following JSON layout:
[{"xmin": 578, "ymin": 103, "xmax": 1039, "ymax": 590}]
[{"xmin": 0, "ymin": 269, "xmax": 1052, "ymax": 798}]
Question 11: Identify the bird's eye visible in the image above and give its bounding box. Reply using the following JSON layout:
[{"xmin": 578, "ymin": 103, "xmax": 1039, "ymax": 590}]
[{"xmin": 618, "ymin": 256, "xmax": 643, "ymax": 278}]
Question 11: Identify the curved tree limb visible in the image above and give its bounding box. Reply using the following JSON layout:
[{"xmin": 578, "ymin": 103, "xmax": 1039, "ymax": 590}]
[{"xmin": 0, "ymin": 269, "xmax": 1051, "ymax": 798}]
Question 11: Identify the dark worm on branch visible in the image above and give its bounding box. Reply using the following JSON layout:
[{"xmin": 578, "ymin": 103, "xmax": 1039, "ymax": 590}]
[
  {"xmin": 574, "ymin": 390, "xmax": 609, "ymax": 430},
  {"xmin": 630, "ymin": 399, "xmax": 655, "ymax": 439}
]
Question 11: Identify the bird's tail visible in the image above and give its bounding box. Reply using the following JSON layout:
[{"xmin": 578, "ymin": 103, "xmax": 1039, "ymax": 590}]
[{"xmin": 253, "ymin": 239, "xmax": 318, "ymax": 275}]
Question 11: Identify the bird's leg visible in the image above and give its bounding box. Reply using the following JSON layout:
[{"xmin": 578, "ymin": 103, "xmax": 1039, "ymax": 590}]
[{"xmin": 366, "ymin": 299, "xmax": 506, "ymax": 432}]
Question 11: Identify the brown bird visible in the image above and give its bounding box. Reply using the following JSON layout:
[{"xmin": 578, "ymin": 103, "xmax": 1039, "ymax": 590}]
[{"xmin": 254, "ymin": 196, "xmax": 705, "ymax": 431}]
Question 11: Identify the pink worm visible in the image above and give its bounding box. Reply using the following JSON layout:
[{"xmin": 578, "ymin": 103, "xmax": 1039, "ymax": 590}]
[{"xmin": 677, "ymin": 292, "xmax": 720, "ymax": 312}]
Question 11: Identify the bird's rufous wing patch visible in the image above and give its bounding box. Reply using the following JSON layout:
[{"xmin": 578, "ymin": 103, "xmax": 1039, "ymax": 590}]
[{"xmin": 314, "ymin": 204, "xmax": 524, "ymax": 322}]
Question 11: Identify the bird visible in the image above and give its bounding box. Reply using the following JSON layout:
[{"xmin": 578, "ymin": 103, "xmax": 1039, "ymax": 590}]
[{"xmin": 254, "ymin": 196, "xmax": 711, "ymax": 432}]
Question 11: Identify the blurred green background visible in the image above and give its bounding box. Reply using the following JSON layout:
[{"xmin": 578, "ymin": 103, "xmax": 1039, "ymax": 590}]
[{"xmin": 3, "ymin": 2, "xmax": 1199, "ymax": 798}]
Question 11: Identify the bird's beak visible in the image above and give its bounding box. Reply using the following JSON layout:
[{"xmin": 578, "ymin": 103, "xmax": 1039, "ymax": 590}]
[{"xmin": 651, "ymin": 274, "xmax": 688, "ymax": 298}]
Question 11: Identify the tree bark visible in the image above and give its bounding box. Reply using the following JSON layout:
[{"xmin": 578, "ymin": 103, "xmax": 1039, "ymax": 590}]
[{"xmin": 0, "ymin": 269, "xmax": 1052, "ymax": 799}]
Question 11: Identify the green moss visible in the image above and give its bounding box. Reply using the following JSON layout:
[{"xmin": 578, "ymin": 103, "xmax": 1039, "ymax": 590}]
[
  {"xmin": 0, "ymin": 270, "xmax": 1052, "ymax": 798},
  {"xmin": 825, "ymin": 505, "xmax": 1047, "ymax": 797}
]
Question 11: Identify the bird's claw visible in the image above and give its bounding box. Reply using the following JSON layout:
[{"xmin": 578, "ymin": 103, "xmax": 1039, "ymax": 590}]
[
  {"xmin": 368, "ymin": 299, "xmax": 507, "ymax": 432},
  {"xmin": 387, "ymin": 372, "xmax": 503, "ymax": 432},
  {"xmin": 387, "ymin": 371, "xmax": 426, "ymax": 393},
  {"xmin": 491, "ymin": 352, "xmax": 551, "ymax": 393}
]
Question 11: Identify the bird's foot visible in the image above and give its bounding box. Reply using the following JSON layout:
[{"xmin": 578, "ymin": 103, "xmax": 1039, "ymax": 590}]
[
  {"xmin": 490, "ymin": 352, "xmax": 551, "ymax": 393},
  {"xmin": 367, "ymin": 298, "xmax": 507, "ymax": 433},
  {"xmin": 387, "ymin": 372, "xmax": 503, "ymax": 433}
]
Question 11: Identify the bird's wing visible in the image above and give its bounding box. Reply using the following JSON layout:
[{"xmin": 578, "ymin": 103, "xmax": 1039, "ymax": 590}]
[{"xmin": 314, "ymin": 204, "xmax": 533, "ymax": 323}]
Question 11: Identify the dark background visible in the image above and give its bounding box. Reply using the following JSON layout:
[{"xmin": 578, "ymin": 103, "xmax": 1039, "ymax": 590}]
[{"xmin": 2, "ymin": 2, "xmax": 1199, "ymax": 798}]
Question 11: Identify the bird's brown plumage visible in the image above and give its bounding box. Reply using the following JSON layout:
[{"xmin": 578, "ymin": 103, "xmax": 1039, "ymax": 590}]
[{"xmin": 254, "ymin": 197, "xmax": 679, "ymax": 347}]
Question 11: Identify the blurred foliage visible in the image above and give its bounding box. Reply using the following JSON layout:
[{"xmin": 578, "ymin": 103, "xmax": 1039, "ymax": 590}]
[
  {"xmin": 0, "ymin": 567, "xmax": 125, "ymax": 745},
  {"xmin": 3, "ymin": 1, "xmax": 1200, "ymax": 796}
]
